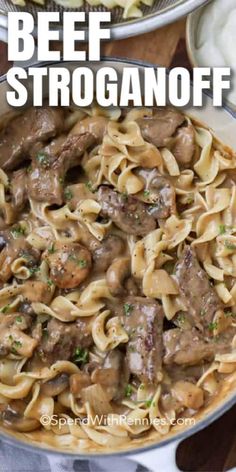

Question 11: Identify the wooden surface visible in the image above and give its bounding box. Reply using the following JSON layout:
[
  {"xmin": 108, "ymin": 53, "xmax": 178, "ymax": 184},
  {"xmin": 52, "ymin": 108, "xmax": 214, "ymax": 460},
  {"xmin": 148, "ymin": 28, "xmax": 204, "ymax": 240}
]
[{"xmin": 0, "ymin": 19, "xmax": 236, "ymax": 471}]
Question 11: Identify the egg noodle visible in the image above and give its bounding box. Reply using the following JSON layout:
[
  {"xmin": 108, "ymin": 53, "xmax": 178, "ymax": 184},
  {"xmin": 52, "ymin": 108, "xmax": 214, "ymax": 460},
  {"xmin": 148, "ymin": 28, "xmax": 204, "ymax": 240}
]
[
  {"xmin": 10, "ymin": 0, "xmax": 153, "ymax": 19},
  {"xmin": 0, "ymin": 104, "xmax": 235, "ymax": 452}
]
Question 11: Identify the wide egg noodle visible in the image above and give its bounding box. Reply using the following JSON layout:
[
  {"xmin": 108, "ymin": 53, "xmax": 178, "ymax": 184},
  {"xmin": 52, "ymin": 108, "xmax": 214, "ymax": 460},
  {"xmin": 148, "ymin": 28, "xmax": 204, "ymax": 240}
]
[{"xmin": 0, "ymin": 106, "xmax": 236, "ymax": 452}]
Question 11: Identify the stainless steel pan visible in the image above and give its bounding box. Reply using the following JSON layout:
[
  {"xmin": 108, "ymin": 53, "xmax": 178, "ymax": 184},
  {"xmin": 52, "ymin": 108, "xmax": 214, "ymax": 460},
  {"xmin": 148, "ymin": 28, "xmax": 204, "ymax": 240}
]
[
  {"xmin": 0, "ymin": 58, "xmax": 236, "ymax": 471},
  {"xmin": 0, "ymin": 0, "xmax": 210, "ymax": 40}
]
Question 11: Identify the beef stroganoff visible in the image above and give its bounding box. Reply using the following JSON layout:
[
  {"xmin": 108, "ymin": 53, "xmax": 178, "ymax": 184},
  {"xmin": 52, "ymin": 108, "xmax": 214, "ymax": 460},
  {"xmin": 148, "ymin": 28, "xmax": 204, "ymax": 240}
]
[{"xmin": 0, "ymin": 104, "xmax": 236, "ymax": 451}]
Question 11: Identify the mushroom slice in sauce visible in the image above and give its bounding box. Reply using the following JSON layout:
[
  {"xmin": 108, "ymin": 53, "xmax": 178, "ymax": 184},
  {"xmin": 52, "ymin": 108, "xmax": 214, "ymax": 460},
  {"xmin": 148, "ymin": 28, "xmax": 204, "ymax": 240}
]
[{"xmin": 43, "ymin": 241, "xmax": 92, "ymax": 289}]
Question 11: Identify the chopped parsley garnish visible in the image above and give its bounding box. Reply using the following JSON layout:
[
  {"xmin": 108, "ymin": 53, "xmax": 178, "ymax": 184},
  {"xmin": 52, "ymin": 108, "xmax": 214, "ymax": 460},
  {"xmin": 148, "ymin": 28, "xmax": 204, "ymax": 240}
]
[
  {"xmin": 145, "ymin": 399, "xmax": 152, "ymax": 408},
  {"xmin": 85, "ymin": 181, "xmax": 95, "ymax": 193},
  {"xmin": 164, "ymin": 261, "xmax": 175, "ymax": 274},
  {"xmin": 11, "ymin": 225, "xmax": 26, "ymax": 239},
  {"xmin": 47, "ymin": 278, "xmax": 54, "ymax": 288},
  {"xmin": 139, "ymin": 383, "xmax": 145, "ymax": 391},
  {"xmin": 20, "ymin": 251, "xmax": 32, "ymax": 261},
  {"xmin": 73, "ymin": 347, "xmax": 89, "ymax": 365},
  {"xmin": 200, "ymin": 308, "xmax": 206, "ymax": 317},
  {"xmin": 59, "ymin": 177, "xmax": 64, "ymax": 185},
  {"xmin": 15, "ymin": 316, "xmax": 23, "ymax": 323},
  {"xmin": 208, "ymin": 322, "xmax": 218, "ymax": 332},
  {"xmin": 219, "ymin": 224, "xmax": 226, "ymax": 235},
  {"xmin": 123, "ymin": 303, "xmax": 133, "ymax": 315},
  {"xmin": 42, "ymin": 328, "xmax": 49, "ymax": 339},
  {"xmin": 78, "ymin": 259, "xmax": 87, "ymax": 268},
  {"xmin": 121, "ymin": 192, "xmax": 128, "ymax": 201},
  {"xmin": 143, "ymin": 189, "xmax": 150, "ymax": 197},
  {"xmin": 48, "ymin": 243, "xmax": 56, "ymax": 254},
  {"xmin": 125, "ymin": 384, "xmax": 133, "ymax": 398},
  {"xmin": 36, "ymin": 152, "xmax": 49, "ymax": 167},
  {"xmin": 225, "ymin": 311, "xmax": 236, "ymax": 319},
  {"xmin": 128, "ymin": 345, "xmax": 136, "ymax": 353},
  {"xmin": 8, "ymin": 336, "xmax": 22, "ymax": 354},
  {"xmin": 186, "ymin": 194, "xmax": 194, "ymax": 204},
  {"xmin": 177, "ymin": 313, "xmax": 185, "ymax": 325},
  {"xmin": 224, "ymin": 241, "xmax": 236, "ymax": 250},
  {"xmin": 0, "ymin": 304, "xmax": 10, "ymax": 313},
  {"xmin": 64, "ymin": 188, "xmax": 73, "ymax": 201},
  {"xmin": 68, "ymin": 254, "xmax": 87, "ymax": 268},
  {"xmin": 29, "ymin": 266, "xmax": 39, "ymax": 276}
]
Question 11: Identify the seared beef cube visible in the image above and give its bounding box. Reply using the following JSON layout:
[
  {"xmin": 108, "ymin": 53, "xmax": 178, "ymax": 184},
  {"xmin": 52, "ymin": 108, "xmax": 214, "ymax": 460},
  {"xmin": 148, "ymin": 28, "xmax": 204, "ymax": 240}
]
[
  {"xmin": 137, "ymin": 107, "xmax": 185, "ymax": 148},
  {"xmin": 124, "ymin": 296, "xmax": 164, "ymax": 384},
  {"xmin": 97, "ymin": 186, "xmax": 156, "ymax": 236},
  {"xmin": 0, "ymin": 107, "xmax": 64, "ymax": 170},
  {"xmin": 175, "ymin": 247, "xmax": 222, "ymax": 330}
]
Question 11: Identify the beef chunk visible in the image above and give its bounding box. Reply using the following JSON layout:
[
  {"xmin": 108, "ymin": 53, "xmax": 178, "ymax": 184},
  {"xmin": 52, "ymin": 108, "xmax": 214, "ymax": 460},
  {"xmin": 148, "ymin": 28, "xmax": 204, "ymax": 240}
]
[
  {"xmin": 175, "ymin": 247, "xmax": 222, "ymax": 330},
  {"xmin": 97, "ymin": 186, "xmax": 156, "ymax": 236},
  {"xmin": 70, "ymin": 116, "xmax": 108, "ymax": 143},
  {"xmin": 0, "ymin": 107, "xmax": 64, "ymax": 170},
  {"xmin": 91, "ymin": 349, "xmax": 129, "ymax": 401},
  {"xmin": 37, "ymin": 317, "xmax": 92, "ymax": 365},
  {"xmin": 93, "ymin": 235, "xmax": 125, "ymax": 273},
  {"xmin": 163, "ymin": 328, "xmax": 214, "ymax": 365},
  {"xmin": 137, "ymin": 107, "xmax": 185, "ymax": 148},
  {"xmin": 163, "ymin": 327, "xmax": 235, "ymax": 366},
  {"xmin": 28, "ymin": 132, "xmax": 95, "ymax": 205},
  {"xmin": 11, "ymin": 169, "xmax": 28, "ymax": 210},
  {"xmin": 171, "ymin": 124, "xmax": 195, "ymax": 167},
  {"xmin": 136, "ymin": 168, "xmax": 176, "ymax": 219},
  {"xmin": 124, "ymin": 296, "xmax": 164, "ymax": 384}
]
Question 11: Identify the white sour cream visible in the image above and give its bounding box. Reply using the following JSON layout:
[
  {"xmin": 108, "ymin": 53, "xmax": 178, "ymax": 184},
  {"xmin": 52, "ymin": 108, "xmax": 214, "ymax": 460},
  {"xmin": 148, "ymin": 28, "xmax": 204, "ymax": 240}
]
[{"xmin": 194, "ymin": 0, "xmax": 236, "ymax": 107}]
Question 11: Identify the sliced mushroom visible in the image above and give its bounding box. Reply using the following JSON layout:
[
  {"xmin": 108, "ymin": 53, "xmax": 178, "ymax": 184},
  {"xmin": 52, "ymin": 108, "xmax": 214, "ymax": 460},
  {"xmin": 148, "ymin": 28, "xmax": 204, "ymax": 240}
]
[
  {"xmin": 43, "ymin": 241, "xmax": 92, "ymax": 289},
  {"xmin": 93, "ymin": 234, "xmax": 125, "ymax": 273},
  {"xmin": 125, "ymin": 277, "xmax": 139, "ymax": 296},
  {"xmin": 0, "ymin": 326, "xmax": 37, "ymax": 357},
  {"xmin": 0, "ymin": 239, "xmax": 39, "ymax": 283},
  {"xmin": 81, "ymin": 384, "xmax": 112, "ymax": 415},
  {"xmin": 18, "ymin": 301, "xmax": 35, "ymax": 316},
  {"xmin": 171, "ymin": 123, "xmax": 195, "ymax": 167},
  {"xmin": 0, "ymin": 313, "xmax": 32, "ymax": 330},
  {"xmin": 171, "ymin": 380, "xmax": 204, "ymax": 410},
  {"xmin": 70, "ymin": 372, "xmax": 91, "ymax": 397},
  {"xmin": 106, "ymin": 257, "xmax": 131, "ymax": 296},
  {"xmin": 0, "ymin": 401, "xmax": 40, "ymax": 432},
  {"xmin": 41, "ymin": 373, "xmax": 69, "ymax": 397},
  {"xmin": 22, "ymin": 281, "xmax": 53, "ymax": 304}
]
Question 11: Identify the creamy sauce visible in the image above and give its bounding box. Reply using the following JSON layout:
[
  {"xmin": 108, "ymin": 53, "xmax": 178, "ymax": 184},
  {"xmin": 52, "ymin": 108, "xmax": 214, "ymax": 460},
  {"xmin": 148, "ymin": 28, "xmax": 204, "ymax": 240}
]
[{"xmin": 195, "ymin": 0, "xmax": 236, "ymax": 106}]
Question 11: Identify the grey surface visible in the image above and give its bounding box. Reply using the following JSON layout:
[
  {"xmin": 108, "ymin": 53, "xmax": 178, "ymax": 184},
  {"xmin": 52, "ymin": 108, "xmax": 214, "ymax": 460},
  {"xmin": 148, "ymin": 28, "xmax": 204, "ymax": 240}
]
[{"xmin": 0, "ymin": 440, "xmax": 149, "ymax": 472}]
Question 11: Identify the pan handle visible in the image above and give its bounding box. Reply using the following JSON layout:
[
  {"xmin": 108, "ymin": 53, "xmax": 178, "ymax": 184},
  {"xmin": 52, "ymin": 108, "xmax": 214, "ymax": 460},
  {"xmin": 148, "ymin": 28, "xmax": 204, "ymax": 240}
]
[
  {"xmin": 46, "ymin": 440, "xmax": 181, "ymax": 472},
  {"xmin": 0, "ymin": 14, "xmax": 7, "ymax": 43},
  {"xmin": 0, "ymin": 28, "xmax": 7, "ymax": 43},
  {"xmin": 128, "ymin": 439, "xmax": 181, "ymax": 472}
]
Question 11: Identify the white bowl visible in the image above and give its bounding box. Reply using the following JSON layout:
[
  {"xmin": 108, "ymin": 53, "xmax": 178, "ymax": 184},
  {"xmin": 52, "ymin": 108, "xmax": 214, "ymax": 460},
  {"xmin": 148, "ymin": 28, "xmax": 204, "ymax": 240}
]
[{"xmin": 186, "ymin": 2, "xmax": 236, "ymax": 111}]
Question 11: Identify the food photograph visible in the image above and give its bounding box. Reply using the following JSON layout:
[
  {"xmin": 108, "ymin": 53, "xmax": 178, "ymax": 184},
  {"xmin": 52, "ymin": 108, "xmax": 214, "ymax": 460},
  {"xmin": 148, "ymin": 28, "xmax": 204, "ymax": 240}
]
[{"xmin": 0, "ymin": 1, "xmax": 235, "ymax": 472}]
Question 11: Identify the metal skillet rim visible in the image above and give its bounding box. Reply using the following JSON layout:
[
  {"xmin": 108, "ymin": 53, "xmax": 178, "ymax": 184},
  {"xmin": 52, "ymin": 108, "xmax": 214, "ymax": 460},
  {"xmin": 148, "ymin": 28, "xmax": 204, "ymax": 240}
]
[
  {"xmin": 0, "ymin": 56, "xmax": 235, "ymax": 458},
  {"xmin": 0, "ymin": 0, "xmax": 210, "ymax": 40}
]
